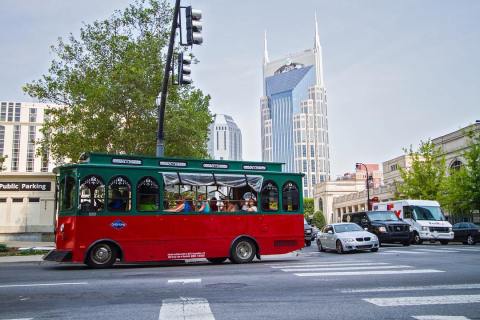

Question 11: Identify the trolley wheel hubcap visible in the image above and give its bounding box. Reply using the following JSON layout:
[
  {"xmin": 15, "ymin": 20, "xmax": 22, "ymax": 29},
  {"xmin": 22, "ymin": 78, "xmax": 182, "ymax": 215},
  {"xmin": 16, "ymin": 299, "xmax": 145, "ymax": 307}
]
[
  {"xmin": 236, "ymin": 241, "xmax": 253, "ymax": 259},
  {"xmin": 92, "ymin": 246, "xmax": 112, "ymax": 264}
]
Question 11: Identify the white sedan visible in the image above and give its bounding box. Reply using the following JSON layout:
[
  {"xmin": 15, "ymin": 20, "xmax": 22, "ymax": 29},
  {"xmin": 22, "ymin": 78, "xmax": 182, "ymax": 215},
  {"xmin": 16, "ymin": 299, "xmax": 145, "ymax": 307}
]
[{"xmin": 316, "ymin": 223, "xmax": 379, "ymax": 253}]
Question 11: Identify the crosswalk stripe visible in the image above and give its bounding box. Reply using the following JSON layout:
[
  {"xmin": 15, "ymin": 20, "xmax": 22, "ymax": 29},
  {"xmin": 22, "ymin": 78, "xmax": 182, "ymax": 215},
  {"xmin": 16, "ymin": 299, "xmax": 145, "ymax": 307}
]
[
  {"xmin": 270, "ymin": 262, "xmax": 386, "ymax": 269},
  {"xmin": 414, "ymin": 249, "xmax": 460, "ymax": 253},
  {"xmin": 167, "ymin": 279, "xmax": 201, "ymax": 284},
  {"xmin": 442, "ymin": 248, "xmax": 480, "ymax": 252},
  {"xmin": 364, "ymin": 294, "xmax": 480, "ymax": 307},
  {"xmin": 295, "ymin": 269, "xmax": 444, "ymax": 277},
  {"xmin": 265, "ymin": 260, "xmax": 371, "ymax": 266},
  {"xmin": 412, "ymin": 316, "xmax": 471, "ymax": 320},
  {"xmin": 341, "ymin": 283, "xmax": 480, "ymax": 293},
  {"xmin": 280, "ymin": 265, "xmax": 412, "ymax": 272},
  {"xmin": 159, "ymin": 297, "xmax": 215, "ymax": 320}
]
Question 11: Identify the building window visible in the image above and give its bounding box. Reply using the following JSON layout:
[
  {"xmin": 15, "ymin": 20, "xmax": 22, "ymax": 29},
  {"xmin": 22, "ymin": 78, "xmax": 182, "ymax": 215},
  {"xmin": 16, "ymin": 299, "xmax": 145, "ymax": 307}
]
[
  {"xmin": 311, "ymin": 160, "xmax": 316, "ymax": 172},
  {"xmin": 41, "ymin": 148, "xmax": 50, "ymax": 172},
  {"xmin": 0, "ymin": 198, "xmax": 7, "ymax": 203},
  {"xmin": 0, "ymin": 102, "xmax": 6, "ymax": 121},
  {"xmin": 26, "ymin": 126, "xmax": 36, "ymax": 172},
  {"xmin": 14, "ymin": 103, "xmax": 21, "ymax": 122},
  {"xmin": 29, "ymin": 108, "xmax": 37, "ymax": 122},
  {"xmin": 312, "ymin": 175, "xmax": 316, "ymax": 185},
  {"xmin": 303, "ymin": 177, "xmax": 308, "ymax": 187},
  {"xmin": 450, "ymin": 160, "xmax": 463, "ymax": 171},
  {"xmin": 390, "ymin": 164, "xmax": 398, "ymax": 171},
  {"xmin": 310, "ymin": 145, "xmax": 314, "ymax": 157},
  {"xmin": 11, "ymin": 125, "xmax": 21, "ymax": 171},
  {"xmin": 7, "ymin": 103, "xmax": 13, "ymax": 121},
  {"xmin": 12, "ymin": 198, "xmax": 24, "ymax": 203},
  {"xmin": 0, "ymin": 125, "xmax": 5, "ymax": 156},
  {"xmin": 302, "ymin": 145, "xmax": 306, "ymax": 157},
  {"xmin": 28, "ymin": 198, "xmax": 40, "ymax": 202},
  {"xmin": 303, "ymin": 160, "xmax": 307, "ymax": 172}
]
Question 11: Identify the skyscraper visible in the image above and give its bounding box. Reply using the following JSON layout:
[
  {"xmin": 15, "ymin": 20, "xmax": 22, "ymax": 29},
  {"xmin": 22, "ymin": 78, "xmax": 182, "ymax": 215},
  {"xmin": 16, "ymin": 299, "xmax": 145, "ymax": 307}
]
[
  {"xmin": 260, "ymin": 15, "xmax": 331, "ymax": 198},
  {"xmin": 208, "ymin": 114, "xmax": 243, "ymax": 161}
]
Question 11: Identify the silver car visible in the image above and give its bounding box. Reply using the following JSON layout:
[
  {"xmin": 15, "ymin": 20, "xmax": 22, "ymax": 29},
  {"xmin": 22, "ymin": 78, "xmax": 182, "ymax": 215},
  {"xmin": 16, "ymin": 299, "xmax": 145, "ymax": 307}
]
[{"xmin": 316, "ymin": 223, "xmax": 379, "ymax": 253}]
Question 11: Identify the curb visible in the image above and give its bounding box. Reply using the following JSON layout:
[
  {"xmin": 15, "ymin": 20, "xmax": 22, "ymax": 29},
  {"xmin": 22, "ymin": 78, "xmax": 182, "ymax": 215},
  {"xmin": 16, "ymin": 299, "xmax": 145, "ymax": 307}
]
[{"xmin": 0, "ymin": 255, "xmax": 44, "ymax": 264}]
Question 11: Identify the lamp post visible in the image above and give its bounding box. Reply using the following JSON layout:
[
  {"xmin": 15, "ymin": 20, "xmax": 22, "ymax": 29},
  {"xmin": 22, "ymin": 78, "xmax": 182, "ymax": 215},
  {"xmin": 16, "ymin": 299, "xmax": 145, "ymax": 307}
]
[{"xmin": 356, "ymin": 162, "xmax": 371, "ymax": 211}]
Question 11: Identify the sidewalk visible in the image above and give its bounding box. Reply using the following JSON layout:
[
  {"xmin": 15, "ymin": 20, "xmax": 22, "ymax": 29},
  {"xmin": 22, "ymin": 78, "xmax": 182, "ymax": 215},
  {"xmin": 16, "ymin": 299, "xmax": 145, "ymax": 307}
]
[
  {"xmin": 0, "ymin": 254, "xmax": 45, "ymax": 263},
  {"xmin": 0, "ymin": 241, "xmax": 54, "ymax": 264}
]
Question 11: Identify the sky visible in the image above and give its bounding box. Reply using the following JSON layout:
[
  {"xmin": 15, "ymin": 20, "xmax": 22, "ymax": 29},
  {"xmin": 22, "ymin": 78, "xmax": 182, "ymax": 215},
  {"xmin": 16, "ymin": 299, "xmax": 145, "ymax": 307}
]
[{"xmin": 1, "ymin": 0, "xmax": 479, "ymax": 176}]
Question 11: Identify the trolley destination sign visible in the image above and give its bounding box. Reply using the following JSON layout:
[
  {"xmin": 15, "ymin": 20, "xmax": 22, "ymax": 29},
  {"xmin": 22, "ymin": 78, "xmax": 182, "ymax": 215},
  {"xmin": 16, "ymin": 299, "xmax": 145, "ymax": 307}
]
[{"xmin": 77, "ymin": 153, "xmax": 284, "ymax": 173}]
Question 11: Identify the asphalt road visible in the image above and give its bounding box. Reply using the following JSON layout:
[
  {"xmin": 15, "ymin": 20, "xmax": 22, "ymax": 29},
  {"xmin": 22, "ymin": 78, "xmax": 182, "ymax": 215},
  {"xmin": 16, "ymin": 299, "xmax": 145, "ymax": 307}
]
[{"xmin": 0, "ymin": 242, "xmax": 479, "ymax": 320}]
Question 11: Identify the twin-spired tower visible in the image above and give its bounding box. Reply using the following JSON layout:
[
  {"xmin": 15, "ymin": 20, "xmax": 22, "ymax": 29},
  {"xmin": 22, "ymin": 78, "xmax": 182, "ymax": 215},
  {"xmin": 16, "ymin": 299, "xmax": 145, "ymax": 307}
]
[{"xmin": 260, "ymin": 15, "xmax": 331, "ymax": 198}]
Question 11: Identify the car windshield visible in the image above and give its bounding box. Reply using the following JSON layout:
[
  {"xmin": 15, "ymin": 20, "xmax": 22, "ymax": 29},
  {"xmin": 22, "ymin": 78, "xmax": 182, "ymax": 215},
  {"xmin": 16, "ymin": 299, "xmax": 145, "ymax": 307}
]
[
  {"xmin": 412, "ymin": 206, "xmax": 445, "ymax": 221},
  {"xmin": 334, "ymin": 224, "xmax": 363, "ymax": 233},
  {"xmin": 367, "ymin": 211, "xmax": 399, "ymax": 221}
]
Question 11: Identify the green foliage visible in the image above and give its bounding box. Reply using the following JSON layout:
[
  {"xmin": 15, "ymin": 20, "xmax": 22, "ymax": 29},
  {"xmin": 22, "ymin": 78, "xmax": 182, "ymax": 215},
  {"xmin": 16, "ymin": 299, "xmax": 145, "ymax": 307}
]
[
  {"xmin": 303, "ymin": 198, "xmax": 314, "ymax": 217},
  {"xmin": 0, "ymin": 155, "xmax": 7, "ymax": 172},
  {"xmin": 395, "ymin": 140, "xmax": 446, "ymax": 200},
  {"xmin": 440, "ymin": 128, "xmax": 480, "ymax": 216},
  {"xmin": 311, "ymin": 211, "xmax": 326, "ymax": 228},
  {"xmin": 23, "ymin": 0, "xmax": 212, "ymax": 162},
  {"xmin": 0, "ymin": 244, "xmax": 7, "ymax": 253}
]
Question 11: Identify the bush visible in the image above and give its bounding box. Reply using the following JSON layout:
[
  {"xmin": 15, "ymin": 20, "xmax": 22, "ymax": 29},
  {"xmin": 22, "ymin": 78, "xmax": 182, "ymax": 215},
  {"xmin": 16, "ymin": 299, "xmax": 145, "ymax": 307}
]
[
  {"xmin": 0, "ymin": 244, "xmax": 8, "ymax": 252},
  {"xmin": 311, "ymin": 211, "xmax": 326, "ymax": 229}
]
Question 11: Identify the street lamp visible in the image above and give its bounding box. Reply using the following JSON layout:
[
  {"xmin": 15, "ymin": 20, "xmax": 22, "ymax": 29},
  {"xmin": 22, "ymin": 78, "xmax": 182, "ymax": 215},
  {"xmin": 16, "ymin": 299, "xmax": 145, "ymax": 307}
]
[{"xmin": 356, "ymin": 162, "xmax": 371, "ymax": 211}]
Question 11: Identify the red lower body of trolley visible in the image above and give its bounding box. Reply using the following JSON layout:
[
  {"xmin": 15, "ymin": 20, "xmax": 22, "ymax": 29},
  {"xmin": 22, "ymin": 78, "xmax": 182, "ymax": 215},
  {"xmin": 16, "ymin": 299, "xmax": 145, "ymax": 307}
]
[{"xmin": 44, "ymin": 213, "xmax": 304, "ymax": 267}]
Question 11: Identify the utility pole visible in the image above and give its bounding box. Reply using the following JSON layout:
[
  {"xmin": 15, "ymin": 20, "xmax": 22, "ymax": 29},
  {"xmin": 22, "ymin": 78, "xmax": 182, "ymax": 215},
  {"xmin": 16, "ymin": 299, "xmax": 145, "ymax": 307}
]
[{"xmin": 356, "ymin": 163, "xmax": 371, "ymax": 211}]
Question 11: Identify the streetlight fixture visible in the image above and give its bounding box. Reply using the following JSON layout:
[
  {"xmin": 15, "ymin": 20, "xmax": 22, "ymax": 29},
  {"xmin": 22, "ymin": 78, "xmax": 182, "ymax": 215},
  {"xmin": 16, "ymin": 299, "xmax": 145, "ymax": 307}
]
[{"xmin": 356, "ymin": 162, "xmax": 371, "ymax": 211}]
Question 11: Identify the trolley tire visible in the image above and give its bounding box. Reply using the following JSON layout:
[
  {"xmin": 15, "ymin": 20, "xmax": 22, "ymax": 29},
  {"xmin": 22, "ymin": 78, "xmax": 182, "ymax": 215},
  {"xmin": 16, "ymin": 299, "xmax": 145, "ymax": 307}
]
[
  {"xmin": 86, "ymin": 242, "xmax": 117, "ymax": 269},
  {"xmin": 207, "ymin": 257, "xmax": 227, "ymax": 264},
  {"xmin": 230, "ymin": 238, "xmax": 256, "ymax": 264}
]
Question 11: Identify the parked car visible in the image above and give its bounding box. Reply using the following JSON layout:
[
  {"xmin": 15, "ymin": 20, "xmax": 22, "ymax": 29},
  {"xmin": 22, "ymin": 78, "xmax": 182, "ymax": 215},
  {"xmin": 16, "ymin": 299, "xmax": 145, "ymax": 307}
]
[
  {"xmin": 343, "ymin": 211, "xmax": 412, "ymax": 246},
  {"xmin": 304, "ymin": 219, "xmax": 312, "ymax": 247},
  {"xmin": 452, "ymin": 223, "xmax": 480, "ymax": 245},
  {"xmin": 316, "ymin": 223, "xmax": 379, "ymax": 254}
]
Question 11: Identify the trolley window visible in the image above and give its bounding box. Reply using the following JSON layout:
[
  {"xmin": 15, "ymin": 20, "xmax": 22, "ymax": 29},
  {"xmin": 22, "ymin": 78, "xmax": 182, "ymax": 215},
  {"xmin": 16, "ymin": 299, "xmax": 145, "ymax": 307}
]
[
  {"xmin": 282, "ymin": 181, "xmax": 299, "ymax": 212},
  {"xmin": 107, "ymin": 176, "xmax": 131, "ymax": 212},
  {"xmin": 79, "ymin": 175, "xmax": 105, "ymax": 212},
  {"xmin": 137, "ymin": 176, "xmax": 160, "ymax": 212},
  {"xmin": 260, "ymin": 181, "xmax": 279, "ymax": 212}
]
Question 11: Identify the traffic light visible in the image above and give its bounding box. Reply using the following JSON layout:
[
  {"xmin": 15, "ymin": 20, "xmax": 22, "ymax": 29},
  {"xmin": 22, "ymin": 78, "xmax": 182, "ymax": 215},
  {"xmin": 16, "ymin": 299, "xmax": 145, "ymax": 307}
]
[
  {"xmin": 186, "ymin": 6, "xmax": 202, "ymax": 45},
  {"xmin": 177, "ymin": 52, "xmax": 192, "ymax": 85}
]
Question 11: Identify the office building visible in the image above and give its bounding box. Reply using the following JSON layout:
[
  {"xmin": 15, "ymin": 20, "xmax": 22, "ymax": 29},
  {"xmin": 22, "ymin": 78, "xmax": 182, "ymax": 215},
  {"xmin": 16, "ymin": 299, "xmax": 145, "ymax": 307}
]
[{"xmin": 207, "ymin": 114, "xmax": 242, "ymax": 161}]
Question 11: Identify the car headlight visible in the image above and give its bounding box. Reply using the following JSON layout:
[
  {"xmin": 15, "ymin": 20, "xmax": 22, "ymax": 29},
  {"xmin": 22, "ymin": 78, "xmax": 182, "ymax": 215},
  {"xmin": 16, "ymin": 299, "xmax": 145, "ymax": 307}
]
[
  {"xmin": 409, "ymin": 226, "xmax": 414, "ymax": 232},
  {"xmin": 378, "ymin": 227, "xmax": 387, "ymax": 233},
  {"xmin": 448, "ymin": 227, "xmax": 452, "ymax": 232},
  {"xmin": 343, "ymin": 238, "xmax": 355, "ymax": 242},
  {"xmin": 421, "ymin": 226, "xmax": 428, "ymax": 231}
]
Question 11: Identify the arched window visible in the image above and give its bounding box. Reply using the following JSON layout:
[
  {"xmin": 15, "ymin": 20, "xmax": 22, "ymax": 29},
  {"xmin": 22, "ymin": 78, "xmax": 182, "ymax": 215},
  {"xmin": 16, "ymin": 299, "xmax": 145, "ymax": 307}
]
[
  {"xmin": 137, "ymin": 177, "xmax": 160, "ymax": 211},
  {"xmin": 261, "ymin": 181, "xmax": 278, "ymax": 212},
  {"xmin": 107, "ymin": 176, "xmax": 131, "ymax": 212},
  {"xmin": 450, "ymin": 160, "xmax": 463, "ymax": 172},
  {"xmin": 79, "ymin": 175, "xmax": 105, "ymax": 212},
  {"xmin": 282, "ymin": 181, "xmax": 299, "ymax": 212}
]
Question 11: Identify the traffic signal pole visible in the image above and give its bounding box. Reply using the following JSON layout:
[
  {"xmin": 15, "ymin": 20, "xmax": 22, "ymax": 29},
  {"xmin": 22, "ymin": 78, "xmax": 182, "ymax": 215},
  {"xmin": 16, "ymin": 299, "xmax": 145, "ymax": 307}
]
[{"xmin": 156, "ymin": 0, "xmax": 181, "ymax": 157}]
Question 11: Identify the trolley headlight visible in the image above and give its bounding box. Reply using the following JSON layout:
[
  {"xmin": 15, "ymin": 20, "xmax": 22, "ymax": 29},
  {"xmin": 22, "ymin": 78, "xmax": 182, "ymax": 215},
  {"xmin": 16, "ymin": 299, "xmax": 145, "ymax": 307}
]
[
  {"xmin": 378, "ymin": 227, "xmax": 387, "ymax": 233},
  {"xmin": 60, "ymin": 224, "xmax": 65, "ymax": 233}
]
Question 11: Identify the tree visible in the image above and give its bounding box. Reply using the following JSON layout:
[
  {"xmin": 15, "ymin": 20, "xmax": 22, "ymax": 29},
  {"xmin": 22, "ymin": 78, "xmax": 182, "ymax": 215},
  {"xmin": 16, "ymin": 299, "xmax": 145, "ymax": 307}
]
[
  {"xmin": 395, "ymin": 140, "xmax": 446, "ymax": 200},
  {"xmin": 23, "ymin": 0, "xmax": 212, "ymax": 162},
  {"xmin": 311, "ymin": 210, "xmax": 326, "ymax": 229},
  {"xmin": 440, "ymin": 128, "xmax": 480, "ymax": 216},
  {"xmin": 0, "ymin": 155, "xmax": 7, "ymax": 172},
  {"xmin": 303, "ymin": 198, "xmax": 314, "ymax": 218}
]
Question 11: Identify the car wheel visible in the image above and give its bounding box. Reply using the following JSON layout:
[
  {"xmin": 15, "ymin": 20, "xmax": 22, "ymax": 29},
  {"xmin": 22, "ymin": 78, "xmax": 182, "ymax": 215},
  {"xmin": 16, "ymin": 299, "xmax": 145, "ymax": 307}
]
[
  {"xmin": 207, "ymin": 257, "xmax": 227, "ymax": 264},
  {"xmin": 230, "ymin": 238, "xmax": 256, "ymax": 264},
  {"xmin": 336, "ymin": 240, "xmax": 344, "ymax": 254},
  {"xmin": 371, "ymin": 248, "xmax": 378, "ymax": 252},
  {"xmin": 317, "ymin": 241, "xmax": 325, "ymax": 252},
  {"xmin": 86, "ymin": 242, "xmax": 117, "ymax": 269},
  {"xmin": 402, "ymin": 241, "xmax": 410, "ymax": 246},
  {"xmin": 440, "ymin": 240, "xmax": 449, "ymax": 245},
  {"xmin": 413, "ymin": 232, "xmax": 423, "ymax": 245},
  {"xmin": 305, "ymin": 240, "xmax": 311, "ymax": 247},
  {"xmin": 467, "ymin": 235, "xmax": 475, "ymax": 245}
]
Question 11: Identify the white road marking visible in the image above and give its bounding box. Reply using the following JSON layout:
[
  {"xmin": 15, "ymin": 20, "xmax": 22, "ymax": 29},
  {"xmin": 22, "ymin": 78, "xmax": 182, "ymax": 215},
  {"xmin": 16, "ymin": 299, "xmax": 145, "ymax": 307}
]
[
  {"xmin": 265, "ymin": 260, "xmax": 371, "ymax": 266},
  {"xmin": 295, "ymin": 269, "xmax": 444, "ymax": 277},
  {"xmin": 167, "ymin": 279, "xmax": 202, "ymax": 284},
  {"xmin": 442, "ymin": 248, "xmax": 480, "ymax": 252},
  {"xmin": 0, "ymin": 282, "xmax": 87, "ymax": 288},
  {"xmin": 364, "ymin": 294, "xmax": 480, "ymax": 307},
  {"xmin": 270, "ymin": 262, "xmax": 387, "ymax": 269},
  {"xmin": 1, "ymin": 318, "xmax": 34, "ymax": 320},
  {"xmin": 382, "ymin": 250, "xmax": 424, "ymax": 254},
  {"xmin": 412, "ymin": 316, "xmax": 471, "ymax": 320},
  {"xmin": 414, "ymin": 249, "xmax": 460, "ymax": 253},
  {"xmin": 341, "ymin": 283, "xmax": 480, "ymax": 293},
  {"xmin": 159, "ymin": 297, "xmax": 215, "ymax": 320},
  {"xmin": 280, "ymin": 265, "xmax": 412, "ymax": 272}
]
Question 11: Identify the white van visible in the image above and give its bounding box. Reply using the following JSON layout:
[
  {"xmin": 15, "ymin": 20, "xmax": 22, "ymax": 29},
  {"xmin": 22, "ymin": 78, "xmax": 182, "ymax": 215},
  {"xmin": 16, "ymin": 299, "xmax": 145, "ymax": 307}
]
[{"xmin": 373, "ymin": 200, "xmax": 454, "ymax": 245}]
